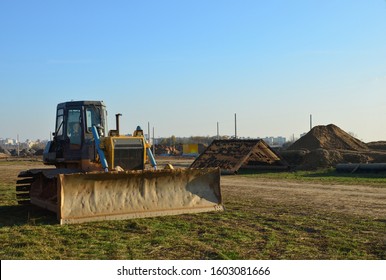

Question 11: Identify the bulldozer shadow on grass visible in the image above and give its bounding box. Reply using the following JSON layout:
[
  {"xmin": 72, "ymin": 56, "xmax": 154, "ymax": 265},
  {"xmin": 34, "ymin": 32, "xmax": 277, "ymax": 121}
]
[{"xmin": 0, "ymin": 204, "xmax": 57, "ymax": 227}]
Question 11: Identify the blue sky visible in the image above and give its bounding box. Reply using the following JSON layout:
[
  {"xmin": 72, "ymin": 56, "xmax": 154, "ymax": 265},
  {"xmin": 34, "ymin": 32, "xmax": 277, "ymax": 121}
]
[{"xmin": 1, "ymin": 0, "xmax": 386, "ymax": 142}]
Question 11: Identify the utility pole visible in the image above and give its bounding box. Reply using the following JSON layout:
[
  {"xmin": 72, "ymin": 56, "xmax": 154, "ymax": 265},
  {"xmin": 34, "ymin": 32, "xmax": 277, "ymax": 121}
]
[
  {"xmin": 17, "ymin": 134, "xmax": 20, "ymax": 157},
  {"xmin": 148, "ymin": 122, "xmax": 150, "ymax": 142},
  {"xmin": 152, "ymin": 126, "xmax": 155, "ymax": 156},
  {"xmin": 217, "ymin": 122, "xmax": 219, "ymax": 140},
  {"xmin": 310, "ymin": 114, "xmax": 313, "ymax": 131},
  {"xmin": 234, "ymin": 113, "xmax": 237, "ymax": 139}
]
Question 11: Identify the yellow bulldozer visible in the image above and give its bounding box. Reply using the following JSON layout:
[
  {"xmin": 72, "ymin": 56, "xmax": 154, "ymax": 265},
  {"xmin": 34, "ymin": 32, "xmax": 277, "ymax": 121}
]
[{"xmin": 16, "ymin": 101, "xmax": 223, "ymax": 224}]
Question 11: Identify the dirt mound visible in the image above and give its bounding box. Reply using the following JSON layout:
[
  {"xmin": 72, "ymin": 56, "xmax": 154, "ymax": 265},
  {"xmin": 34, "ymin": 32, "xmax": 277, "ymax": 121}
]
[
  {"xmin": 288, "ymin": 124, "xmax": 368, "ymax": 151},
  {"xmin": 303, "ymin": 149, "xmax": 371, "ymax": 169},
  {"xmin": 281, "ymin": 124, "xmax": 376, "ymax": 170},
  {"xmin": 367, "ymin": 141, "xmax": 386, "ymax": 151},
  {"xmin": 155, "ymin": 144, "xmax": 182, "ymax": 156}
]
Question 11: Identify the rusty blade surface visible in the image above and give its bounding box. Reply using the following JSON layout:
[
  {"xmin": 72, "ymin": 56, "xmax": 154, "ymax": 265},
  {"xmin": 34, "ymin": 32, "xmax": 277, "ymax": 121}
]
[{"xmin": 58, "ymin": 168, "xmax": 222, "ymax": 224}]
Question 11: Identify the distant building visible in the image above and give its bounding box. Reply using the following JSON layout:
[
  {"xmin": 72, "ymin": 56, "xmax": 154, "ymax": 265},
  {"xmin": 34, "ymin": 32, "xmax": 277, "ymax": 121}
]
[
  {"xmin": 0, "ymin": 138, "xmax": 15, "ymax": 145},
  {"xmin": 0, "ymin": 137, "xmax": 50, "ymax": 150},
  {"xmin": 262, "ymin": 136, "xmax": 286, "ymax": 147},
  {"xmin": 25, "ymin": 139, "xmax": 36, "ymax": 148}
]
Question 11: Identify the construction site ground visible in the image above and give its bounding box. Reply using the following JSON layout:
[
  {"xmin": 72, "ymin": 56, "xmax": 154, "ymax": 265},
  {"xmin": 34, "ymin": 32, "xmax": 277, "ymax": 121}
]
[
  {"xmin": 158, "ymin": 157, "xmax": 386, "ymax": 218},
  {"xmin": 0, "ymin": 158, "xmax": 385, "ymax": 259}
]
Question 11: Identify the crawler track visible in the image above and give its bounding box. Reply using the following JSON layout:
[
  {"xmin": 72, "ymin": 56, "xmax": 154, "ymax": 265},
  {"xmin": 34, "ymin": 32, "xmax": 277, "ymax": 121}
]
[{"xmin": 15, "ymin": 170, "xmax": 36, "ymax": 205}]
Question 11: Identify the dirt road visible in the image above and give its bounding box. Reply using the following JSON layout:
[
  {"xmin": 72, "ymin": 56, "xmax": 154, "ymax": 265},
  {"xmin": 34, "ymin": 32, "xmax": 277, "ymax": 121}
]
[{"xmin": 221, "ymin": 176, "xmax": 386, "ymax": 220}]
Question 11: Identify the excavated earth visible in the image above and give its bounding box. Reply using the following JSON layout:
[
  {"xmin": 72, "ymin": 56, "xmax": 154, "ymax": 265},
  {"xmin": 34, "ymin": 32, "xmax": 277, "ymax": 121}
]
[{"xmin": 280, "ymin": 124, "xmax": 386, "ymax": 170}]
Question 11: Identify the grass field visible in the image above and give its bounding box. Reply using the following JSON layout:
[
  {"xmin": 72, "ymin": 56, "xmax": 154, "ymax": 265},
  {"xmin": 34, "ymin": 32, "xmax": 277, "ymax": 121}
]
[
  {"xmin": 0, "ymin": 160, "xmax": 385, "ymax": 260},
  {"xmin": 241, "ymin": 168, "xmax": 386, "ymax": 186}
]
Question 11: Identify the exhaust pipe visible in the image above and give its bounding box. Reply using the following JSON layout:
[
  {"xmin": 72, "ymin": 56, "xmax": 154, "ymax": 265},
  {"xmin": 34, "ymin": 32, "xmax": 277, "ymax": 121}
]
[{"xmin": 115, "ymin": 113, "xmax": 122, "ymax": 136}]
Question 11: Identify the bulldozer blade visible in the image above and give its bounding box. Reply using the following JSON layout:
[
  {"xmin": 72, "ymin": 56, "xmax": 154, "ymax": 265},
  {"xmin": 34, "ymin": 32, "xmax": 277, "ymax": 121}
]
[{"xmin": 57, "ymin": 168, "xmax": 222, "ymax": 224}]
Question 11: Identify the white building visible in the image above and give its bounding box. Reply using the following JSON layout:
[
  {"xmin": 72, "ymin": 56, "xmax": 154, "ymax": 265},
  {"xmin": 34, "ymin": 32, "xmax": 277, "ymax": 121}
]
[
  {"xmin": 262, "ymin": 136, "xmax": 286, "ymax": 147},
  {"xmin": 0, "ymin": 138, "xmax": 15, "ymax": 145}
]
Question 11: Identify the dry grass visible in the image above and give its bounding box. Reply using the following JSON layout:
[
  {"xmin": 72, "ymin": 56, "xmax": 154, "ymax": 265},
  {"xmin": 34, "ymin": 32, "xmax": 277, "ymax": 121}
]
[{"xmin": 0, "ymin": 159, "xmax": 385, "ymax": 260}]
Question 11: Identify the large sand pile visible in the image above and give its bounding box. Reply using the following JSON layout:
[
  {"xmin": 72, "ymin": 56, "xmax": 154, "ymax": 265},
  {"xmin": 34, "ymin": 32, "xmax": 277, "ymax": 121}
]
[
  {"xmin": 287, "ymin": 124, "xmax": 368, "ymax": 151},
  {"xmin": 281, "ymin": 124, "xmax": 386, "ymax": 170}
]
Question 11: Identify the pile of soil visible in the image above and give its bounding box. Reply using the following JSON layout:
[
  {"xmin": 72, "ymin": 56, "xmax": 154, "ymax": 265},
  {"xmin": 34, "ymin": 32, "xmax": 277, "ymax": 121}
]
[
  {"xmin": 280, "ymin": 124, "xmax": 386, "ymax": 170},
  {"xmin": 287, "ymin": 124, "xmax": 368, "ymax": 151},
  {"xmin": 366, "ymin": 141, "xmax": 386, "ymax": 151},
  {"xmin": 154, "ymin": 143, "xmax": 207, "ymax": 156},
  {"xmin": 154, "ymin": 144, "xmax": 183, "ymax": 156}
]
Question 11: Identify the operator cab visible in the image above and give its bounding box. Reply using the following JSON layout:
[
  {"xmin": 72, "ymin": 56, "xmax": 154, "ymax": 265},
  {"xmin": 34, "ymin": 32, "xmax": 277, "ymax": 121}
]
[{"xmin": 44, "ymin": 101, "xmax": 107, "ymax": 167}]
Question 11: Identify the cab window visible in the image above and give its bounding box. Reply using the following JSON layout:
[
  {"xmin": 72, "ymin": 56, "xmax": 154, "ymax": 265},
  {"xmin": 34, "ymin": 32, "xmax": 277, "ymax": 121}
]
[
  {"xmin": 85, "ymin": 107, "xmax": 102, "ymax": 133},
  {"xmin": 55, "ymin": 109, "xmax": 64, "ymax": 136},
  {"xmin": 67, "ymin": 109, "xmax": 82, "ymax": 146}
]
